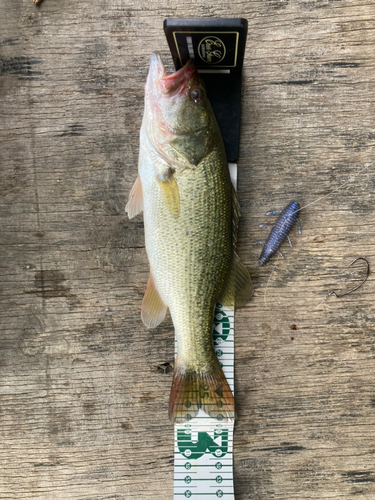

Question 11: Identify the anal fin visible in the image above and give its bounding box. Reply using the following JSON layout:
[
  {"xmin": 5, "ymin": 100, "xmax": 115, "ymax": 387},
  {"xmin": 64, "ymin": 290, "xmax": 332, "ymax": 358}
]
[
  {"xmin": 125, "ymin": 175, "xmax": 143, "ymax": 219},
  {"xmin": 141, "ymin": 272, "xmax": 168, "ymax": 329},
  {"xmin": 219, "ymin": 252, "xmax": 253, "ymax": 308}
]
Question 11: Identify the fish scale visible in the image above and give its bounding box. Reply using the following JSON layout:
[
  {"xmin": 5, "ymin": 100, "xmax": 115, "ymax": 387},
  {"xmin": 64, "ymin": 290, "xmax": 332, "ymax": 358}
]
[{"xmin": 143, "ymin": 148, "xmax": 232, "ymax": 369}]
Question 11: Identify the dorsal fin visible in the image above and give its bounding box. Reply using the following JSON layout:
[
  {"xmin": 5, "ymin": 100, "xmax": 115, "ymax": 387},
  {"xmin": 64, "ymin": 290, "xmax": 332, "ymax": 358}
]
[{"xmin": 219, "ymin": 252, "xmax": 253, "ymax": 309}]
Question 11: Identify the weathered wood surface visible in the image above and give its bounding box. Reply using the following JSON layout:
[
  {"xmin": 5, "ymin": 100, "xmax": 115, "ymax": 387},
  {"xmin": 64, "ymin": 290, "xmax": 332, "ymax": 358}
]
[{"xmin": 1, "ymin": 1, "xmax": 375, "ymax": 498}]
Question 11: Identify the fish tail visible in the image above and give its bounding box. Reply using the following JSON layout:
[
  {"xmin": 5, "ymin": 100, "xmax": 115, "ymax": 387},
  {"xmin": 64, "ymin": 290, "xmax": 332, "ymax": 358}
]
[{"xmin": 169, "ymin": 358, "xmax": 235, "ymax": 423}]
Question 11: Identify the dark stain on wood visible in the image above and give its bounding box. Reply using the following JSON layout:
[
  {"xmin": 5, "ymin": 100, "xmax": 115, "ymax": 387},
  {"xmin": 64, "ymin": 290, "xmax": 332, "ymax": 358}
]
[
  {"xmin": 269, "ymin": 79, "xmax": 316, "ymax": 85},
  {"xmin": 0, "ymin": 38, "xmax": 19, "ymax": 47},
  {"xmin": 83, "ymin": 401, "xmax": 97, "ymax": 416},
  {"xmin": 78, "ymin": 321, "xmax": 112, "ymax": 353},
  {"xmin": 57, "ymin": 124, "xmax": 86, "ymax": 137},
  {"xmin": 267, "ymin": 0, "xmax": 289, "ymax": 9},
  {"xmin": 19, "ymin": 316, "xmax": 45, "ymax": 357},
  {"xmin": 33, "ymin": 461, "xmax": 61, "ymax": 468},
  {"xmin": 252, "ymin": 443, "xmax": 306, "ymax": 455},
  {"xmin": 323, "ymin": 62, "xmax": 361, "ymax": 68},
  {"xmin": 121, "ymin": 421, "xmax": 134, "ymax": 430},
  {"xmin": 24, "ymin": 270, "xmax": 75, "ymax": 299},
  {"xmin": 343, "ymin": 472, "xmax": 375, "ymax": 484},
  {"xmin": 0, "ymin": 56, "xmax": 42, "ymax": 79}
]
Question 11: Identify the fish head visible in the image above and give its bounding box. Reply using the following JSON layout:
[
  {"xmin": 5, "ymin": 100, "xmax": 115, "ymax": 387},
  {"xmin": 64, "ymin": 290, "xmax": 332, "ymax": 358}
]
[{"xmin": 143, "ymin": 52, "xmax": 220, "ymax": 170}]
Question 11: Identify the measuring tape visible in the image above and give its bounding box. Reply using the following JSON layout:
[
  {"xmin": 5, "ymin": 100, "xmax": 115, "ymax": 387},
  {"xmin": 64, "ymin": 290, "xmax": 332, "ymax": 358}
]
[{"xmin": 173, "ymin": 164, "xmax": 237, "ymax": 499}]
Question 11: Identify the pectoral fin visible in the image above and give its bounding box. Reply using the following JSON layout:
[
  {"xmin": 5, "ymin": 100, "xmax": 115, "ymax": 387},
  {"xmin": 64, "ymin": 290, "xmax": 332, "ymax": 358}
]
[
  {"xmin": 219, "ymin": 252, "xmax": 253, "ymax": 308},
  {"xmin": 158, "ymin": 174, "xmax": 180, "ymax": 218},
  {"xmin": 125, "ymin": 175, "xmax": 143, "ymax": 219},
  {"xmin": 141, "ymin": 272, "xmax": 168, "ymax": 329}
]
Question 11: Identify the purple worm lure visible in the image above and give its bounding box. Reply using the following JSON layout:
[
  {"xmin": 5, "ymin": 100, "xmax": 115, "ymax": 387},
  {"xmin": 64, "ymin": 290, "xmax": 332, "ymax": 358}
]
[{"xmin": 253, "ymin": 201, "xmax": 301, "ymax": 266}]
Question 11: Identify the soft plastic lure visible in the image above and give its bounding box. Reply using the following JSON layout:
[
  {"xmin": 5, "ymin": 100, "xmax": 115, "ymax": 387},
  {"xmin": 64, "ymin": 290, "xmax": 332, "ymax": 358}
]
[{"xmin": 253, "ymin": 201, "xmax": 301, "ymax": 266}]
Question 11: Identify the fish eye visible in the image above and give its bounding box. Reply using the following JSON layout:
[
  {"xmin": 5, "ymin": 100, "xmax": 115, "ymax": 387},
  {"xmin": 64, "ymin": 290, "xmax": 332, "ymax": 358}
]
[{"xmin": 190, "ymin": 87, "xmax": 203, "ymax": 103}]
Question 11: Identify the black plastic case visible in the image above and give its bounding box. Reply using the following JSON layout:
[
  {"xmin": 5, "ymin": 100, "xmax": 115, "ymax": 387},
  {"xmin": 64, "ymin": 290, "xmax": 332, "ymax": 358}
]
[{"xmin": 164, "ymin": 18, "xmax": 248, "ymax": 162}]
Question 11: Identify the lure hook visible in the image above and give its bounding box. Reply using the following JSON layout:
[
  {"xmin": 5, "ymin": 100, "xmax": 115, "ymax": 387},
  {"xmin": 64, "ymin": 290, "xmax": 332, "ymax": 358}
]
[{"xmin": 326, "ymin": 257, "xmax": 370, "ymax": 299}]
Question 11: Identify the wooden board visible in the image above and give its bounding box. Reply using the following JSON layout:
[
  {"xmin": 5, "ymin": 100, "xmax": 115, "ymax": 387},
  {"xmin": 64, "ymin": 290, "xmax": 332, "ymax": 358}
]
[{"xmin": 1, "ymin": 1, "xmax": 375, "ymax": 498}]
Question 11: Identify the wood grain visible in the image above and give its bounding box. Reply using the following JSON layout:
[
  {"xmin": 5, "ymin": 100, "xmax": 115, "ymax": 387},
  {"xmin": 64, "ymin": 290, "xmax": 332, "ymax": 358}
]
[{"xmin": 1, "ymin": 0, "xmax": 375, "ymax": 498}]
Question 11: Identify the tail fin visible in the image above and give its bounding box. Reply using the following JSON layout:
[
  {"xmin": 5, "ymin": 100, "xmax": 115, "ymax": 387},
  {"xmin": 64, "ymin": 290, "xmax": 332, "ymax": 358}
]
[{"xmin": 169, "ymin": 358, "xmax": 235, "ymax": 423}]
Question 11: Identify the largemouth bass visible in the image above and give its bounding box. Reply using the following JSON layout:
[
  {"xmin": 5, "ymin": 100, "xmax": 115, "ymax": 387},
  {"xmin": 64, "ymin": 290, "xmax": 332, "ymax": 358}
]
[{"xmin": 126, "ymin": 53, "xmax": 252, "ymax": 422}]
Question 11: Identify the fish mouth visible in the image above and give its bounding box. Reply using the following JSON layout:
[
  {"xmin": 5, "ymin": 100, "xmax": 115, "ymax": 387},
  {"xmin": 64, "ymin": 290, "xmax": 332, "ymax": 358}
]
[
  {"xmin": 160, "ymin": 59, "xmax": 198, "ymax": 94},
  {"xmin": 147, "ymin": 52, "xmax": 199, "ymax": 96},
  {"xmin": 146, "ymin": 52, "xmax": 167, "ymax": 89},
  {"xmin": 144, "ymin": 53, "xmax": 203, "ymax": 170}
]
